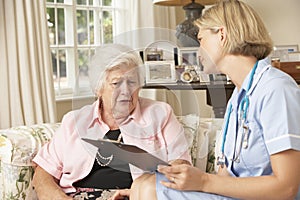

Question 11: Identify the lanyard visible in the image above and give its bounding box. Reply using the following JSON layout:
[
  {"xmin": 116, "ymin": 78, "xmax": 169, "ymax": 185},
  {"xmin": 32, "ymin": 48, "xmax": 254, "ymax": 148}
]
[{"xmin": 217, "ymin": 61, "xmax": 258, "ymax": 167}]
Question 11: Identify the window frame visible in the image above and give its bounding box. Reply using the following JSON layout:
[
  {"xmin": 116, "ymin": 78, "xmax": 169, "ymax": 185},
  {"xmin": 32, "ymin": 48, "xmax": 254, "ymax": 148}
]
[{"xmin": 46, "ymin": 0, "xmax": 116, "ymax": 99}]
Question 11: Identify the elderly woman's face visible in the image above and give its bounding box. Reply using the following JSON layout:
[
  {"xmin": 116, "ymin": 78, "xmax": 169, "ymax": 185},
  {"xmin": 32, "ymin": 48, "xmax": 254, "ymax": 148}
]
[{"xmin": 101, "ymin": 64, "xmax": 140, "ymax": 119}]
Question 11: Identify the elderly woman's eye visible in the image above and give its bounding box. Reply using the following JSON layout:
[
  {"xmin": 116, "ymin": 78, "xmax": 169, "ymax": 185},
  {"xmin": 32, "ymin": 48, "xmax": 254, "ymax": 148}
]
[
  {"xmin": 128, "ymin": 80, "xmax": 137, "ymax": 86},
  {"xmin": 111, "ymin": 81, "xmax": 121, "ymax": 87}
]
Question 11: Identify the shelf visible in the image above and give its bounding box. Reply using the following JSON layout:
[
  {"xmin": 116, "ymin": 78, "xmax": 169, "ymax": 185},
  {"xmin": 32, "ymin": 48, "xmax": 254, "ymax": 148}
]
[{"xmin": 142, "ymin": 81, "xmax": 235, "ymax": 118}]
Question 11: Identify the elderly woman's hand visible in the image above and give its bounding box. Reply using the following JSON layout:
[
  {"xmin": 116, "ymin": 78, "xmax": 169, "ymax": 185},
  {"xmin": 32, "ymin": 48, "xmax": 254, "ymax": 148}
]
[{"xmin": 109, "ymin": 189, "xmax": 130, "ymax": 200}]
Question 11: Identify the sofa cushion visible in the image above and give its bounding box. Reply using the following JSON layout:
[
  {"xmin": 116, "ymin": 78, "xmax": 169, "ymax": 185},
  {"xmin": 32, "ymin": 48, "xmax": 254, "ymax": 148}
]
[
  {"xmin": 0, "ymin": 123, "xmax": 60, "ymax": 200},
  {"xmin": 176, "ymin": 114, "xmax": 200, "ymax": 166},
  {"xmin": 195, "ymin": 118, "xmax": 224, "ymax": 173},
  {"xmin": 0, "ymin": 123, "xmax": 60, "ymax": 165}
]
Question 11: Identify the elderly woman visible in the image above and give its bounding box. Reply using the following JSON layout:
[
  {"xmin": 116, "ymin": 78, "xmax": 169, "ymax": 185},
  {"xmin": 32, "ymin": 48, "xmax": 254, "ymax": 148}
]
[{"xmin": 32, "ymin": 44, "xmax": 191, "ymax": 199}]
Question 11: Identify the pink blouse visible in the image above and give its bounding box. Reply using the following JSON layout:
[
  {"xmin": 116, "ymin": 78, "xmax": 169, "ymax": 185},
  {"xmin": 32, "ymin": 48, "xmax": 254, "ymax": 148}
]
[{"xmin": 33, "ymin": 97, "xmax": 191, "ymax": 193}]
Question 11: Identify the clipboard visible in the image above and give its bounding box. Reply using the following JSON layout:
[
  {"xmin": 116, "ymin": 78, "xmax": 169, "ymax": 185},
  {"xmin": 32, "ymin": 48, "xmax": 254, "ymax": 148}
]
[{"xmin": 82, "ymin": 138, "xmax": 169, "ymax": 172}]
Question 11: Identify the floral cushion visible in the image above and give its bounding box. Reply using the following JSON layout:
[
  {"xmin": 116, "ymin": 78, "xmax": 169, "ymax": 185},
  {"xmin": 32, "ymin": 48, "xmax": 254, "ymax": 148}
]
[
  {"xmin": 175, "ymin": 116, "xmax": 224, "ymax": 173},
  {"xmin": 0, "ymin": 123, "xmax": 60, "ymax": 200},
  {"xmin": 176, "ymin": 114, "xmax": 200, "ymax": 166},
  {"xmin": 195, "ymin": 118, "xmax": 224, "ymax": 174},
  {"xmin": 0, "ymin": 123, "xmax": 60, "ymax": 165}
]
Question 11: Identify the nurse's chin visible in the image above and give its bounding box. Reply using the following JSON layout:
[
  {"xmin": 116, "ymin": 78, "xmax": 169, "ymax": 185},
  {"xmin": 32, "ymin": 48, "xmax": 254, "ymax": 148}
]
[
  {"xmin": 203, "ymin": 67, "xmax": 221, "ymax": 75},
  {"xmin": 201, "ymin": 65, "xmax": 216, "ymax": 74}
]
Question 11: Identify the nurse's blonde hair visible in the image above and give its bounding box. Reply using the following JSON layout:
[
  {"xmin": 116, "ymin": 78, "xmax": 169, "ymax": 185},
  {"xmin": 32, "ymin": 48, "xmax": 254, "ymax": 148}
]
[{"xmin": 195, "ymin": 0, "xmax": 273, "ymax": 60}]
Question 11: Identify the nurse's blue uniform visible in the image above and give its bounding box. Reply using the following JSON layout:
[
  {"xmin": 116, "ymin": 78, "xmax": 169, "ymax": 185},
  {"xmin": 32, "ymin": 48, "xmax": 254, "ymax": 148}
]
[{"xmin": 156, "ymin": 58, "xmax": 300, "ymax": 200}]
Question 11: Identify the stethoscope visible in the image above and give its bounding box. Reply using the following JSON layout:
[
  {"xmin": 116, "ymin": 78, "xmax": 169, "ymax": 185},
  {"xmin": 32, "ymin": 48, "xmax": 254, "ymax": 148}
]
[{"xmin": 217, "ymin": 61, "xmax": 270, "ymax": 168}]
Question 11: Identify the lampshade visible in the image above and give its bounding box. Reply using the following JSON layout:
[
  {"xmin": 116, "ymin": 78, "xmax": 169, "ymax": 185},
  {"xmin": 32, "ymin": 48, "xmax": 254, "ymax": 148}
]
[{"xmin": 153, "ymin": 0, "xmax": 217, "ymax": 6}]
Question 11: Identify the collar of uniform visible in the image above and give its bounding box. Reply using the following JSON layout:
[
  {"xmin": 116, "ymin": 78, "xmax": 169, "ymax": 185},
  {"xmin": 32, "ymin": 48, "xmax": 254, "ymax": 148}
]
[
  {"xmin": 231, "ymin": 86, "xmax": 247, "ymax": 111},
  {"xmin": 231, "ymin": 58, "xmax": 270, "ymax": 111}
]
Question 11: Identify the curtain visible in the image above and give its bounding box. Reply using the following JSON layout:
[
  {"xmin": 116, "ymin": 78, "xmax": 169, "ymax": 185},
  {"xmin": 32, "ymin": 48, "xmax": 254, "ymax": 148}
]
[
  {"xmin": 0, "ymin": 0, "xmax": 57, "ymax": 129},
  {"xmin": 114, "ymin": 0, "xmax": 184, "ymax": 115},
  {"xmin": 114, "ymin": 0, "xmax": 178, "ymax": 47}
]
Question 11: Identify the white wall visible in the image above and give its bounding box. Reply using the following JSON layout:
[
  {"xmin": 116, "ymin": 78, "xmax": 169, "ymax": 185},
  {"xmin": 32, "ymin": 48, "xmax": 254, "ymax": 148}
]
[
  {"xmin": 56, "ymin": 96, "xmax": 95, "ymax": 122},
  {"xmin": 243, "ymin": 0, "xmax": 300, "ymax": 47}
]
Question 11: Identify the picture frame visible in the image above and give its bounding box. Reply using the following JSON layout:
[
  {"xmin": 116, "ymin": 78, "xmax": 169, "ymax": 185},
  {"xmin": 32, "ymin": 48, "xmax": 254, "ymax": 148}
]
[
  {"xmin": 288, "ymin": 51, "xmax": 300, "ymax": 61},
  {"xmin": 145, "ymin": 60, "xmax": 177, "ymax": 84},
  {"xmin": 211, "ymin": 74, "xmax": 228, "ymax": 82},
  {"xmin": 274, "ymin": 45, "xmax": 299, "ymax": 52},
  {"xmin": 198, "ymin": 71, "xmax": 210, "ymax": 83},
  {"xmin": 177, "ymin": 47, "xmax": 199, "ymax": 66},
  {"xmin": 272, "ymin": 45, "xmax": 299, "ymax": 62}
]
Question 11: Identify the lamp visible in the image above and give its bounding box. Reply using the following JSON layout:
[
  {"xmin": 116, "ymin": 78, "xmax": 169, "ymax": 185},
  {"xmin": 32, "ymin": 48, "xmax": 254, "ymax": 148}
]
[{"xmin": 153, "ymin": 0, "xmax": 217, "ymax": 47}]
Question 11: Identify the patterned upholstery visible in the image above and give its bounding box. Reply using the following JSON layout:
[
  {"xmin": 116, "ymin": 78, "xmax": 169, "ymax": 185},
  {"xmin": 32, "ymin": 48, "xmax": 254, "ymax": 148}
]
[
  {"xmin": 0, "ymin": 123, "xmax": 60, "ymax": 200},
  {"xmin": 176, "ymin": 114, "xmax": 200, "ymax": 166},
  {"xmin": 196, "ymin": 118, "xmax": 224, "ymax": 173},
  {"xmin": 0, "ymin": 116, "xmax": 223, "ymax": 200}
]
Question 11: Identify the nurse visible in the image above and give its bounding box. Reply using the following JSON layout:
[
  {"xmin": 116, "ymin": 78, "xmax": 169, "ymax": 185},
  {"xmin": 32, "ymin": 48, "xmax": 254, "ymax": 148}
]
[{"xmin": 111, "ymin": 0, "xmax": 300, "ymax": 200}]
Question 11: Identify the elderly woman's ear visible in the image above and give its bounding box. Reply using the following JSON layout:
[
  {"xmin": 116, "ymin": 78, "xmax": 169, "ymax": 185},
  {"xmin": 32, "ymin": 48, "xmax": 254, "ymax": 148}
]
[{"xmin": 97, "ymin": 89, "xmax": 103, "ymax": 97}]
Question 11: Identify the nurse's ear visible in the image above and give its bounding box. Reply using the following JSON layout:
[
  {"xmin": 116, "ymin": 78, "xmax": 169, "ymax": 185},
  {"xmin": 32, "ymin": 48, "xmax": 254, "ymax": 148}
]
[{"xmin": 218, "ymin": 27, "xmax": 227, "ymax": 47}]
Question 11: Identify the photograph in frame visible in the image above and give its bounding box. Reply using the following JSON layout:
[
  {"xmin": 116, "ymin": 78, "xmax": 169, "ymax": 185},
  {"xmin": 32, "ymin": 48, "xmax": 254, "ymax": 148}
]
[
  {"xmin": 272, "ymin": 45, "xmax": 299, "ymax": 61},
  {"xmin": 177, "ymin": 47, "xmax": 199, "ymax": 66},
  {"xmin": 145, "ymin": 60, "xmax": 177, "ymax": 84},
  {"xmin": 287, "ymin": 51, "xmax": 300, "ymax": 61},
  {"xmin": 274, "ymin": 45, "xmax": 299, "ymax": 52}
]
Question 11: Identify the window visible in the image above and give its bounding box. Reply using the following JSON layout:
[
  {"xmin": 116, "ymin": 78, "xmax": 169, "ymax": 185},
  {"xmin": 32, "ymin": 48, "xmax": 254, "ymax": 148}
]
[{"xmin": 46, "ymin": 0, "xmax": 115, "ymax": 98}]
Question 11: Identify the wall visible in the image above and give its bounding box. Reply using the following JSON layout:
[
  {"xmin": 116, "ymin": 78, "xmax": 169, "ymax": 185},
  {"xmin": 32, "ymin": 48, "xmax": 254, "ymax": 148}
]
[
  {"xmin": 244, "ymin": 0, "xmax": 300, "ymax": 47},
  {"xmin": 56, "ymin": 96, "xmax": 95, "ymax": 122}
]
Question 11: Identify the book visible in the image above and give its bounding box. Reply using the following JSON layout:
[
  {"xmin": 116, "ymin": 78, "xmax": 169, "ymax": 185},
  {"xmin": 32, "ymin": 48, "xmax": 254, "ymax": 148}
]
[{"xmin": 82, "ymin": 138, "xmax": 169, "ymax": 172}]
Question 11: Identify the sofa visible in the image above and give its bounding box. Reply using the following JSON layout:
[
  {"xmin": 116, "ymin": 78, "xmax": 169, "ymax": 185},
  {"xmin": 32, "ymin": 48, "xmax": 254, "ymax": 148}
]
[{"xmin": 0, "ymin": 115, "xmax": 223, "ymax": 200}]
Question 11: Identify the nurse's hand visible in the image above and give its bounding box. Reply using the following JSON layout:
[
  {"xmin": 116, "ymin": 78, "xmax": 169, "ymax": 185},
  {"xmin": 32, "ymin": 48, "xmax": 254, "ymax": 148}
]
[
  {"xmin": 217, "ymin": 165, "xmax": 231, "ymax": 176},
  {"xmin": 157, "ymin": 164, "xmax": 207, "ymax": 191}
]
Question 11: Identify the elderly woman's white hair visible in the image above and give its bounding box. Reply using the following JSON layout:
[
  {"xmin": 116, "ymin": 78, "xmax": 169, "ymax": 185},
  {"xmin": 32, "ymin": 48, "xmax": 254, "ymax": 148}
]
[{"xmin": 88, "ymin": 44, "xmax": 144, "ymax": 95}]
